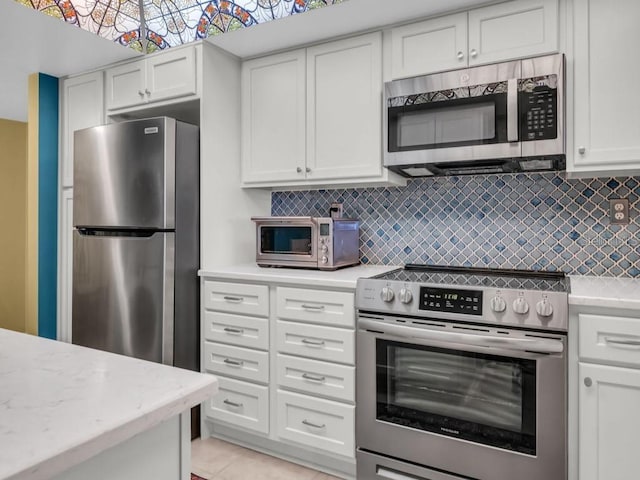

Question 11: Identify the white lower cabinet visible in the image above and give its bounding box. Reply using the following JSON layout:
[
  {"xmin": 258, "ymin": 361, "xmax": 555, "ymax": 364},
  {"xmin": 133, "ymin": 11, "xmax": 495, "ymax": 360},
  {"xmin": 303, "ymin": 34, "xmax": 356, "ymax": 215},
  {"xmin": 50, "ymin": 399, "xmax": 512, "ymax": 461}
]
[
  {"xmin": 575, "ymin": 310, "xmax": 640, "ymax": 480},
  {"xmin": 276, "ymin": 390, "xmax": 355, "ymax": 457},
  {"xmin": 201, "ymin": 278, "xmax": 357, "ymax": 470},
  {"xmin": 204, "ymin": 376, "xmax": 269, "ymax": 435}
]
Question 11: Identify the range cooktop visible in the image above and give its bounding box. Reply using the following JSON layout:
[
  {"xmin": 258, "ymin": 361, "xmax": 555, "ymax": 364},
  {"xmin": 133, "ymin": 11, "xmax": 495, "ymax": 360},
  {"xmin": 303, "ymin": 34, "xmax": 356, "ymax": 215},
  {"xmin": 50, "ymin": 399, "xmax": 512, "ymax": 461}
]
[{"xmin": 356, "ymin": 264, "xmax": 569, "ymax": 331}]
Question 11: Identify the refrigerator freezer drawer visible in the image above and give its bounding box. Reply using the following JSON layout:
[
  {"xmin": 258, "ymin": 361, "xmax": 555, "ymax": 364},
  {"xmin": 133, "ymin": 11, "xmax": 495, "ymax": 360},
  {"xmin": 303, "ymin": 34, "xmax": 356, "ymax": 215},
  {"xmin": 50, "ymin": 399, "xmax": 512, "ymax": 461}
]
[{"xmin": 72, "ymin": 230, "xmax": 174, "ymax": 364}]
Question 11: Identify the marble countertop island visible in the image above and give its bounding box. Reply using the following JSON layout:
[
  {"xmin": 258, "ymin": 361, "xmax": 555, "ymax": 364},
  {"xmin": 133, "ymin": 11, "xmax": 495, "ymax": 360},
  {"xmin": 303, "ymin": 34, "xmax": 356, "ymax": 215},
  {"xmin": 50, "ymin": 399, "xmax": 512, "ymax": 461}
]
[{"xmin": 0, "ymin": 329, "xmax": 218, "ymax": 480}]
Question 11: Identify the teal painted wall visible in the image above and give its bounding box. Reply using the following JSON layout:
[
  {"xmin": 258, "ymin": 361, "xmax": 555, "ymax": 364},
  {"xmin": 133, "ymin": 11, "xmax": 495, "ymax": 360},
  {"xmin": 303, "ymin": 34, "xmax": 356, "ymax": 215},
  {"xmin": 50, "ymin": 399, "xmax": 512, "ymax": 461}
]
[{"xmin": 37, "ymin": 73, "xmax": 58, "ymax": 339}]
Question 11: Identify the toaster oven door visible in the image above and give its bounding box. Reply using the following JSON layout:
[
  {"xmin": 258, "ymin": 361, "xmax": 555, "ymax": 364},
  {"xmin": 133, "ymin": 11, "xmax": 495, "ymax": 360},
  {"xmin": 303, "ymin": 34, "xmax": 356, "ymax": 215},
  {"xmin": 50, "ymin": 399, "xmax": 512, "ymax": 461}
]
[{"xmin": 255, "ymin": 219, "xmax": 318, "ymax": 267}]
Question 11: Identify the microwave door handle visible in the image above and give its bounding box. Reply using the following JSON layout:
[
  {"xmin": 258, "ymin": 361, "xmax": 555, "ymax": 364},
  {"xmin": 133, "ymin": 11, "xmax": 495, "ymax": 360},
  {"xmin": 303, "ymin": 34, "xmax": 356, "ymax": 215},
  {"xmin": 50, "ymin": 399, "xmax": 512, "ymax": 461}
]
[{"xmin": 507, "ymin": 78, "xmax": 519, "ymax": 142}]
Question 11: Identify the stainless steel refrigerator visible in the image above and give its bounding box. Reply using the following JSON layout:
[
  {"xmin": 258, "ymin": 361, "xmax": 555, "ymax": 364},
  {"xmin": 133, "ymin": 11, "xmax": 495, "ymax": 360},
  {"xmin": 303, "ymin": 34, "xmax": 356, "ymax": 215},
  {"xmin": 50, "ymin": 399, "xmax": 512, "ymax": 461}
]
[{"xmin": 72, "ymin": 117, "xmax": 200, "ymax": 372}]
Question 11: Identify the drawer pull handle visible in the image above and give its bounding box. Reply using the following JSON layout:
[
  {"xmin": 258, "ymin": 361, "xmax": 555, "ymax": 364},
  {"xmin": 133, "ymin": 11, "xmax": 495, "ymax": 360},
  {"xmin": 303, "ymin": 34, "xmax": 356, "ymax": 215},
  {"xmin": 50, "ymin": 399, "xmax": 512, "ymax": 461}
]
[
  {"xmin": 223, "ymin": 399, "xmax": 243, "ymax": 408},
  {"xmin": 605, "ymin": 337, "xmax": 640, "ymax": 347},
  {"xmin": 302, "ymin": 372, "xmax": 326, "ymax": 383},
  {"xmin": 301, "ymin": 338, "xmax": 325, "ymax": 347},
  {"xmin": 223, "ymin": 296, "xmax": 244, "ymax": 303},
  {"xmin": 301, "ymin": 304, "xmax": 325, "ymax": 312},
  {"xmin": 223, "ymin": 358, "xmax": 244, "ymax": 367},
  {"xmin": 584, "ymin": 377, "xmax": 592, "ymax": 387},
  {"xmin": 223, "ymin": 327, "xmax": 244, "ymax": 335},
  {"xmin": 302, "ymin": 419, "xmax": 326, "ymax": 429}
]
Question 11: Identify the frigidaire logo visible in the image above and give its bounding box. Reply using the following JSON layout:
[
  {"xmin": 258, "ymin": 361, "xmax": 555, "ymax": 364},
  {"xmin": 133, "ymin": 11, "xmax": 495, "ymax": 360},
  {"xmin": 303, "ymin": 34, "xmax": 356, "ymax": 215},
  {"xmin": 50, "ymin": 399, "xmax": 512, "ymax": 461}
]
[{"xmin": 441, "ymin": 427, "xmax": 460, "ymax": 435}]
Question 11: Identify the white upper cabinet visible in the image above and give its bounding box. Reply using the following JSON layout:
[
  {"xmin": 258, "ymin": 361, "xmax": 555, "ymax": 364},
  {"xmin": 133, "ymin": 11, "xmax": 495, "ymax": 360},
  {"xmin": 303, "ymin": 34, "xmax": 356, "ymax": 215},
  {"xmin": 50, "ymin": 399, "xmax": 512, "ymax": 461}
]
[
  {"xmin": 467, "ymin": 0, "xmax": 558, "ymax": 66},
  {"xmin": 571, "ymin": 0, "xmax": 640, "ymax": 176},
  {"xmin": 241, "ymin": 50, "xmax": 306, "ymax": 184},
  {"xmin": 389, "ymin": 0, "xmax": 558, "ymax": 79},
  {"xmin": 105, "ymin": 45, "xmax": 198, "ymax": 111},
  {"xmin": 241, "ymin": 32, "xmax": 403, "ymax": 188},
  {"xmin": 391, "ymin": 13, "xmax": 467, "ymax": 79},
  {"xmin": 60, "ymin": 72, "xmax": 104, "ymax": 187},
  {"xmin": 306, "ymin": 32, "xmax": 383, "ymax": 181}
]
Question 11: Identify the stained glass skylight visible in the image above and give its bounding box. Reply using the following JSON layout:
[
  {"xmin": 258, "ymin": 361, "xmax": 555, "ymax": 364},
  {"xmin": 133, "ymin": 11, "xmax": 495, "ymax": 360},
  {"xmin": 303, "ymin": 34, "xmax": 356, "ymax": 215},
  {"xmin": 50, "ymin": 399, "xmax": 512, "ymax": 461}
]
[{"xmin": 16, "ymin": 0, "xmax": 345, "ymax": 52}]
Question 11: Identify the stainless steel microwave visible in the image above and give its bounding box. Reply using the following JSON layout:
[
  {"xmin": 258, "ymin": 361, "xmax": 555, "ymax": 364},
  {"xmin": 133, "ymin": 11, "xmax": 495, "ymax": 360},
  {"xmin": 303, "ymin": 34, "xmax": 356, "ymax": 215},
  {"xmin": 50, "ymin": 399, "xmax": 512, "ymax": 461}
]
[
  {"xmin": 384, "ymin": 54, "xmax": 565, "ymax": 177},
  {"xmin": 251, "ymin": 216, "xmax": 360, "ymax": 270}
]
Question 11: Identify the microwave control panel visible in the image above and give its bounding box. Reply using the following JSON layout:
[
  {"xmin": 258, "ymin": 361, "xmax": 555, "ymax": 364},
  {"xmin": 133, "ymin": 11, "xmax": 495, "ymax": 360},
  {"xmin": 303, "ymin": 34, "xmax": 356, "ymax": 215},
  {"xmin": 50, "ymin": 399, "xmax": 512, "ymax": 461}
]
[{"xmin": 519, "ymin": 76, "xmax": 558, "ymax": 142}]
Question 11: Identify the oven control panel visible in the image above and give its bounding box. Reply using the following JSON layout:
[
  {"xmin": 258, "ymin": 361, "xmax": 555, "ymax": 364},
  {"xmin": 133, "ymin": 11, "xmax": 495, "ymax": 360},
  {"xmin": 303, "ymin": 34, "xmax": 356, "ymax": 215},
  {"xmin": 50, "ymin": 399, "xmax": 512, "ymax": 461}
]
[
  {"xmin": 419, "ymin": 287, "xmax": 483, "ymax": 316},
  {"xmin": 356, "ymin": 280, "xmax": 568, "ymax": 332}
]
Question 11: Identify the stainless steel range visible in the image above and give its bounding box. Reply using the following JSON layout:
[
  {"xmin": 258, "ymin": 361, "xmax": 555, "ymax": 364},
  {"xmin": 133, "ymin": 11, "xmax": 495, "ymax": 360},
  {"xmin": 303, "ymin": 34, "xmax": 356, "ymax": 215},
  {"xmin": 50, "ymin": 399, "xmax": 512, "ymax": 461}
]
[{"xmin": 355, "ymin": 265, "xmax": 568, "ymax": 480}]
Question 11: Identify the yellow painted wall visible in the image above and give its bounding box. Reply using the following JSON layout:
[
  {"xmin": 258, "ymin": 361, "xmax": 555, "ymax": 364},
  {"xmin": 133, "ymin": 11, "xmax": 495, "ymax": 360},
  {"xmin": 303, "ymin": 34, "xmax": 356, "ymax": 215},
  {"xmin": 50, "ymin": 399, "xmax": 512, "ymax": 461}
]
[
  {"xmin": 0, "ymin": 118, "xmax": 28, "ymax": 332},
  {"xmin": 25, "ymin": 73, "xmax": 39, "ymax": 335}
]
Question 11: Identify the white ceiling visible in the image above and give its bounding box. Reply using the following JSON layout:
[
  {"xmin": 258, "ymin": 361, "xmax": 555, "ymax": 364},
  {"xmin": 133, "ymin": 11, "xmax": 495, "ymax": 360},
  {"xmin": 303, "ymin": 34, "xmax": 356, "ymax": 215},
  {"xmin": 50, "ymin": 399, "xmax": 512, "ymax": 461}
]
[
  {"xmin": 207, "ymin": 0, "xmax": 491, "ymax": 58},
  {"xmin": 0, "ymin": 0, "xmax": 491, "ymax": 122},
  {"xmin": 0, "ymin": 1, "xmax": 140, "ymax": 122}
]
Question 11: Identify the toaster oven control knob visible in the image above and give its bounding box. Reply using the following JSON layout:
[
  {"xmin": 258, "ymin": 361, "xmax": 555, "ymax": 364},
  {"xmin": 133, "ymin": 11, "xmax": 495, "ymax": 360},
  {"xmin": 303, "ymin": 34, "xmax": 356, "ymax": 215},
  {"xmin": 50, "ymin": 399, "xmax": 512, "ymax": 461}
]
[
  {"xmin": 398, "ymin": 288, "xmax": 413, "ymax": 304},
  {"xmin": 513, "ymin": 296, "xmax": 530, "ymax": 315},
  {"xmin": 321, "ymin": 256, "xmax": 328, "ymax": 264},
  {"xmin": 536, "ymin": 298, "xmax": 554, "ymax": 317},
  {"xmin": 381, "ymin": 286, "xmax": 395, "ymax": 303},
  {"xmin": 490, "ymin": 296, "xmax": 506, "ymax": 313},
  {"xmin": 321, "ymin": 245, "xmax": 328, "ymax": 253}
]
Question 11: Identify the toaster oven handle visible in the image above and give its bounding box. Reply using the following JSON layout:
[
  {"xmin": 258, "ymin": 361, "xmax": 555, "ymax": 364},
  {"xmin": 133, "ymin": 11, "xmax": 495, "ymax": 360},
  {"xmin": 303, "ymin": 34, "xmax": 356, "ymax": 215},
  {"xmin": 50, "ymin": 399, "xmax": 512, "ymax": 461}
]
[
  {"xmin": 507, "ymin": 78, "xmax": 519, "ymax": 142},
  {"xmin": 251, "ymin": 216, "xmax": 318, "ymax": 224},
  {"xmin": 358, "ymin": 318, "xmax": 564, "ymax": 355}
]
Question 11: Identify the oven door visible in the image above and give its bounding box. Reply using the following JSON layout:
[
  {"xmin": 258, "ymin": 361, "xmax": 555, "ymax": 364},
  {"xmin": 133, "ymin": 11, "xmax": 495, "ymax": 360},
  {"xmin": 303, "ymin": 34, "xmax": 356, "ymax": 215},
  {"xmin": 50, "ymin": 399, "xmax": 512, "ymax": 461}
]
[
  {"xmin": 253, "ymin": 217, "xmax": 318, "ymax": 268},
  {"xmin": 356, "ymin": 316, "xmax": 566, "ymax": 480},
  {"xmin": 384, "ymin": 61, "xmax": 521, "ymax": 170}
]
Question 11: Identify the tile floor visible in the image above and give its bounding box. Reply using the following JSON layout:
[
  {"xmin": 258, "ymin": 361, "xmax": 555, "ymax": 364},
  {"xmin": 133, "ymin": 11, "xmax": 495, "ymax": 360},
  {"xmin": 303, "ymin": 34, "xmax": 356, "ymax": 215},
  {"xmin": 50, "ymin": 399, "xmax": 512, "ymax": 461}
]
[{"xmin": 192, "ymin": 437, "xmax": 342, "ymax": 480}]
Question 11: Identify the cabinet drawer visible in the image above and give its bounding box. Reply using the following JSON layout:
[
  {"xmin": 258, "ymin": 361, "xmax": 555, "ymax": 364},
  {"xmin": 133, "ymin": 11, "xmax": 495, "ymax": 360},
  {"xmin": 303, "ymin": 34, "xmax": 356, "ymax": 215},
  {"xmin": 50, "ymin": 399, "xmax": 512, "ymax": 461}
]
[
  {"xmin": 203, "ymin": 281, "xmax": 269, "ymax": 317},
  {"xmin": 276, "ymin": 320, "xmax": 355, "ymax": 365},
  {"xmin": 277, "ymin": 354, "xmax": 354, "ymax": 402},
  {"xmin": 276, "ymin": 390, "xmax": 354, "ymax": 457},
  {"xmin": 579, "ymin": 314, "xmax": 640, "ymax": 368},
  {"xmin": 204, "ymin": 376, "xmax": 269, "ymax": 434},
  {"xmin": 203, "ymin": 342, "xmax": 269, "ymax": 383},
  {"xmin": 203, "ymin": 311, "xmax": 268, "ymax": 350},
  {"xmin": 276, "ymin": 287, "xmax": 355, "ymax": 327}
]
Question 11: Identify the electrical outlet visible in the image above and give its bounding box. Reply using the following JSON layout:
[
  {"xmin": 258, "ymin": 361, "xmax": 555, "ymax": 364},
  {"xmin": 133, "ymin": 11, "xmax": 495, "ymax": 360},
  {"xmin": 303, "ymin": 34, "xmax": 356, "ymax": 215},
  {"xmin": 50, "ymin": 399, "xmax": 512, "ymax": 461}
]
[{"xmin": 609, "ymin": 198, "xmax": 630, "ymax": 225}]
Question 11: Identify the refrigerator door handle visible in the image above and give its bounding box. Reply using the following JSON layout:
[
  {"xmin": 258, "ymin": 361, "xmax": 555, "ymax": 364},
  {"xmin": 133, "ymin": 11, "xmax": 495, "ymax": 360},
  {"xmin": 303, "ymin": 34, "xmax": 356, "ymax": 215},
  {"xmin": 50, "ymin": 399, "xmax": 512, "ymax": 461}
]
[{"xmin": 162, "ymin": 233, "xmax": 175, "ymax": 366}]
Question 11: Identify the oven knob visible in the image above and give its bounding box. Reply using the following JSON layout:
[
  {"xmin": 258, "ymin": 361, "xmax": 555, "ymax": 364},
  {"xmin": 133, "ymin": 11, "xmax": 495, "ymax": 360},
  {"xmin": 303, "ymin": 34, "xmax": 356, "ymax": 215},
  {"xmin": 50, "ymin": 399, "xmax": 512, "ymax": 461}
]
[
  {"xmin": 398, "ymin": 288, "xmax": 413, "ymax": 304},
  {"xmin": 490, "ymin": 296, "xmax": 506, "ymax": 313},
  {"xmin": 513, "ymin": 296, "xmax": 530, "ymax": 315},
  {"xmin": 536, "ymin": 298, "xmax": 554, "ymax": 317},
  {"xmin": 381, "ymin": 286, "xmax": 395, "ymax": 302},
  {"xmin": 321, "ymin": 256, "xmax": 328, "ymax": 264},
  {"xmin": 321, "ymin": 245, "xmax": 328, "ymax": 253}
]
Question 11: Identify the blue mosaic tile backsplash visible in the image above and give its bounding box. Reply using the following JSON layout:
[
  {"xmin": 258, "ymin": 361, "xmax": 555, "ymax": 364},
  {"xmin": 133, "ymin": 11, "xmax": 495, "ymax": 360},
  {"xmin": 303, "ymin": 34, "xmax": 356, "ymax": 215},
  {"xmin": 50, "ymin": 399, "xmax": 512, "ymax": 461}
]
[{"xmin": 271, "ymin": 173, "xmax": 640, "ymax": 277}]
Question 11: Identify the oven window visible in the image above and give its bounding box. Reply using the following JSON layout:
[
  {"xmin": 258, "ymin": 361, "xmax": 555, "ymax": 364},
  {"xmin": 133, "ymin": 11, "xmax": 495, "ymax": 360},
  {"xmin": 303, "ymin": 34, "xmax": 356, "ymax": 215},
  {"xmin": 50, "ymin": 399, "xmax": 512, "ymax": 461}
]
[
  {"xmin": 388, "ymin": 94, "xmax": 508, "ymax": 152},
  {"xmin": 376, "ymin": 340, "xmax": 536, "ymax": 455},
  {"xmin": 260, "ymin": 226, "xmax": 312, "ymax": 255}
]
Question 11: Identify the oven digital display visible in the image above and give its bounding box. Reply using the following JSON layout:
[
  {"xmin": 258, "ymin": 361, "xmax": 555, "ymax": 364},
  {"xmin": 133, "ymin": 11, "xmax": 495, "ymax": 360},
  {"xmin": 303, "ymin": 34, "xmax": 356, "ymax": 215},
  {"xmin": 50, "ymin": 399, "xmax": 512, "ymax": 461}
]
[{"xmin": 418, "ymin": 287, "xmax": 483, "ymax": 315}]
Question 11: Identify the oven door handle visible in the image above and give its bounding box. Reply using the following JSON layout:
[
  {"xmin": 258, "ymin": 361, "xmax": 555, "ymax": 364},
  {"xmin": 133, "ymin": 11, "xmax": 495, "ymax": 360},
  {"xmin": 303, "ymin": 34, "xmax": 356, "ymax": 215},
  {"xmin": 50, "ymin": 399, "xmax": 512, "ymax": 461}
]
[{"xmin": 358, "ymin": 318, "xmax": 564, "ymax": 354}]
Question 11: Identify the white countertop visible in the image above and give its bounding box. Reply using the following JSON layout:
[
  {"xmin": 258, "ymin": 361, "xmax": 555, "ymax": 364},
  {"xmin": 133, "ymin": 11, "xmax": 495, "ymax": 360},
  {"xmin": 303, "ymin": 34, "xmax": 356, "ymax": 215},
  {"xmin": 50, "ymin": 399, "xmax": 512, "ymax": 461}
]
[
  {"xmin": 569, "ymin": 275, "xmax": 640, "ymax": 311},
  {"xmin": 198, "ymin": 264, "xmax": 400, "ymax": 289},
  {"xmin": 0, "ymin": 329, "xmax": 218, "ymax": 480}
]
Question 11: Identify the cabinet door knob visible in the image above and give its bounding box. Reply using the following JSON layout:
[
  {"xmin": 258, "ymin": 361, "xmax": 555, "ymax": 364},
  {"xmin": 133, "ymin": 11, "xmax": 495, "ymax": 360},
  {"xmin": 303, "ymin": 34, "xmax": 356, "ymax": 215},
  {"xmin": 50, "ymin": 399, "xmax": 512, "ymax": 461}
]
[
  {"xmin": 144, "ymin": 88, "xmax": 151, "ymax": 96},
  {"xmin": 306, "ymin": 167, "xmax": 311, "ymax": 173},
  {"xmin": 470, "ymin": 49, "xmax": 478, "ymax": 58},
  {"xmin": 296, "ymin": 167, "xmax": 303, "ymax": 173},
  {"xmin": 457, "ymin": 51, "xmax": 464, "ymax": 60},
  {"xmin": 584, "ymin": 377, "xmax": 593, "ymax": 387},
  {"xmin": 138, "ymin": 90, "xmax": 144, "ymax": 97},
  {"xmin": 578, "ymin": 146, "xmax": 586, "ymax": 155}
]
